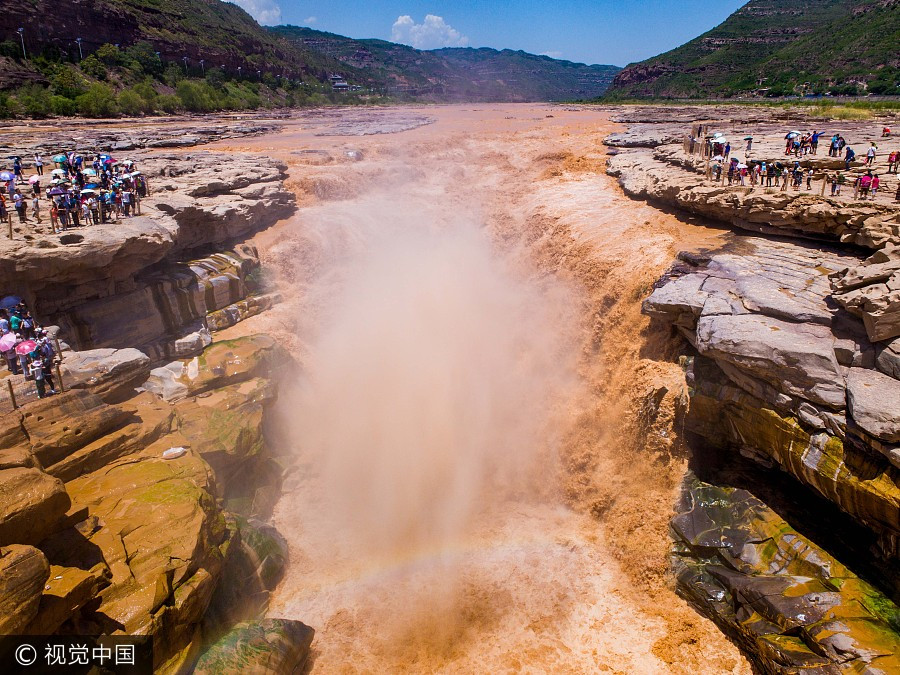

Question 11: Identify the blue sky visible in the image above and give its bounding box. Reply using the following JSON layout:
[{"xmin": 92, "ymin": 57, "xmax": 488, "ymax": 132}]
[{"xmin": 232, "ymin": 0, "xmax": 748, "ymax": 67}]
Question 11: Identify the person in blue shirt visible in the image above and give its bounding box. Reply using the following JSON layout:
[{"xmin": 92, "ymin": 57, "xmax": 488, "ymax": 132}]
[
  {"xmin": 810, "ymin": 131, "xmax": 820, "ymax": 155},
  {"xmin": 845, "ymin": 146, "xmax": 856, "ymax": 170}
]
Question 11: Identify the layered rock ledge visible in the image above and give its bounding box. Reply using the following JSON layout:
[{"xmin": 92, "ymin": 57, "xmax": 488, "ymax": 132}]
[
  {"xmin": 619, "ymin": 106, "xmax": 900, "ymax": 672},
  {"xmin": 0, "ymin": 335, "xmax": 294, "ymax": 672},
  {"xmin": 0, "ymin": 151, "xmax": 293, "ymax": 354}
]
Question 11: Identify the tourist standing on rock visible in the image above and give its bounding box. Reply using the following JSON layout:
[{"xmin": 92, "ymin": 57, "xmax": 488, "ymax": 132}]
[
  {"xmin": 13, "ymin": 190, "xmax": 27, "ymax": 223},
  {"xmin": 845, "ymin": 146, "xmax": 856, "ymax": 170},
  {"xmin": 724, "ymin": 142, "xmax": 731, "ymax": 160},
  {"xmin": 81, "ymin": 198, "xmax": 91, "ymax": 226},
  {"xmin": 871, "ymin": 174, "xmax": 880, "ymax": 200},
  {"xmin": 68, "ymin": 193, "xmax": 80, "ymax": 227},
  {"xmin": 860, "ymin": 172, "xmax": 873, "ymax": 198},
  {"xmin": 33, "ymin": 153, "xmax": 43, "ymax": 176},
  {"xmin": 866, "ymin": 143, "xmax": 877, "ymax": 166},
  {"xmin": 806, "ymin": 167, "xmax": 814, "ymax": 190},
  {"xmin": 30, "ymin": 193, "xmax": 41, "ymax": 224},
  {"xmin": 122, "ymin": 190, "xmax": 132, "ymax": 217},
  {"xmin": 811, "ymin": 131, "xmax": 820, "ymax": 154},
  {"xmin": 28, "ymin": 355, "xmax": 46, "ymax": 398},
  {"xmin": 49, "ymin": 200, "xmax": 59, "ymax": 232},
  {"xmin": 889, "ymin": 151, "xmax": 898, "ymax": 174},
  {"xmin": 13, "ymin": 157, "xmax": 22, "ymax": 180}
]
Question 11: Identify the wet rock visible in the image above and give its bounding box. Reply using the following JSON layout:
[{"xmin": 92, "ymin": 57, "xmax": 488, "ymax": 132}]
[
  {"xmin": 21, "ymin": 390, "xmax": 132, "ymax": 469},
  {"xmin": 0, "ymin": 545, "xmax": 50, "ymax": 633},
  {"xmin": 687, "ymin": 357, "xmax": 900, "ymax": 559},
  {"xmin": 0, "ymin": 467, "xmax": 70, "ymax": 546},
  {"xmin": 195, "ymin": 619, "xmax": 314, "ymax": 675},
  {"xmin": 176, "ymin": 378, "xmax": 274, "ymax": 495},
  {"xmin": 24, "ymin": 564, "xmax": 105, "ymax": 635},
  {"xmin": 64, "ymin": 447, "xmax": 224, "ymax": 669},
  {"xmin": 673, "ymin": 477, "xmax": 900, "ymax": 674}
]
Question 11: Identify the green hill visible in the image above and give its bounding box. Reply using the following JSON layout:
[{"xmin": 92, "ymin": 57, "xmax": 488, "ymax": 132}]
[
  {"xmin": 607, "ymin": 0, "xmax": 900, "ymax": 98},
  {"xmin": 269, "ymin": 26, "xmax": 620, "ymax": 102}
]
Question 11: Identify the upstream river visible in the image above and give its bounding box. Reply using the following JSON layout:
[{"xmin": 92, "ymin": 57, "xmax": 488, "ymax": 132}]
[{"xmin": 211, "ymin": 104, "xmax": 749, "ymax": 674}]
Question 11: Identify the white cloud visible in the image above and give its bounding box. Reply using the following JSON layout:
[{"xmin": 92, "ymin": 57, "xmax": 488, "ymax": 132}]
[
  {"xmin": 305, "ymin": 16, "xmax": 318, "ymax": 25},
  {"xmin": 540, "ymin": 51, "xmax": 563, "ymax": 59},
  {"xmin": 391, "ymin": 14, "xmax": 469, "ymax": 50},
  {"xmin": 229, "ymin": 0, "xmax": 282, "ymax": 25}
]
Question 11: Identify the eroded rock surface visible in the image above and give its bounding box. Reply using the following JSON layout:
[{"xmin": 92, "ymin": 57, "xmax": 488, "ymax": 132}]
[
  {"xmin": 0, "ymin": 335, "xmax": 290, "ymax": 672},
  {"xmin": 674, "ymin": 478, "xmax": 900, "ymax": 674}
]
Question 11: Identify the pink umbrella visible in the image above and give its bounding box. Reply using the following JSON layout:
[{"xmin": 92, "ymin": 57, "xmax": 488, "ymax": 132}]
[
  {"xmin": 0, "ymin": 333, "xmax": 16, "ymax": 351},
  {"xmin": 15, "ymin": 339, "xmax": 37, "ymax": 355},
  {"xmin": 28, "ymin": 175, "xmax": 41, "ymax": 184}
]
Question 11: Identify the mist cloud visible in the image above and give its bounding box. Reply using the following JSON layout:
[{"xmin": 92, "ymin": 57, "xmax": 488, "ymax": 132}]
[
  {"xmin": 230, "ymin": 0, "xmax": 282, "ymax": 25},
  {"xmin": 391, "ymin": 14, "xmax": 470, "ymax": 50}
]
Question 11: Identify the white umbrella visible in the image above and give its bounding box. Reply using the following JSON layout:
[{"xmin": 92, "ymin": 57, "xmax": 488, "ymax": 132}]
[
  {"xmin": 737, "ymin": 163, "xmax": 748, "ymax": 169},
  {"xmin": 712, "ymin": 154, "xmax": 724, "ymax": 161}
]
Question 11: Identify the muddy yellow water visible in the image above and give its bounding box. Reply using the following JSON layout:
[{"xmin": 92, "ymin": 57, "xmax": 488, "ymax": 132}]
[{"xmin": 212, "ymin": 104, "xmax": 746, "ymax": 673}]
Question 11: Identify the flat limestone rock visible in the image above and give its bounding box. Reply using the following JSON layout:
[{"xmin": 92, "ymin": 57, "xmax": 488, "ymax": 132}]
[
  {"xmin": 696, "ymin": 313, "xmax": 845, "ymax": 408},
  {"xmin": 0, "ymin": 467, "xmax": 70, "ymax": 546},
  {"xmin": 62, "ymin": 348, "xmax": 151, "ymax": 402},
  {"xmin": 847, "ymin": 367, "xmax": 900, "ymax": 443},
  {"xmin": 0, "ymin": 545, "xmax": 50, "ymax": 634}
]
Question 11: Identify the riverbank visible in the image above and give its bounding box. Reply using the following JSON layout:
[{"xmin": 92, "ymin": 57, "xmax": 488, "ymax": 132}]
[{"xmin": 608, "ymin": 104, "xmax": 900, "ymax": 672}]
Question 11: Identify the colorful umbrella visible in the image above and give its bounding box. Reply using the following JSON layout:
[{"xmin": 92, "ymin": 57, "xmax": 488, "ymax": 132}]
[
  {"xmin": 744, "ymin": 136, "xmax": 754, "ymax": 140},
  {"xmin": 0, "ymin": 171, "xmax": 14, "ymax": 182},
  {"xmin": 0, "ymin": 333, "xmax": 16, "ymax": 351},
  {"xmin": 83, "ymin": 168, "xmax": 97, "ymax": 177},
  {"xmin": 28, "ymin": 175, "xmax": 41, "ymax": 184},
  {"xmin": 0, "ymin": 295, "xmax": 21, "ymax": 309},
  {"xmin": 785, "ymin": 132, "xmax": 801, "ymax": 139},
  {"xmin": 52, "ymin": 154, "xmax": 67, "ymax": 163},
  {"xmin": 15, "ymin": 339, "xmax": 37, "ymax": 356},
  {"xmin": 84, "ymin": 183, "xmax": 100, "ymax": 189},
  {"xmin": 48, "ymin": 187, "xmax": 66, "ymax": 196},
  {"xmin": 51, "ymin": 168, "xmax": 66, "ymax": 176}
]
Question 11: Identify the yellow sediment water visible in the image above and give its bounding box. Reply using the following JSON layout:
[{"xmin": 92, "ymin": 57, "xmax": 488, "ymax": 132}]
[{"xmin": 212, "ymin": 104, "xmax": 748, "ymax": 673}]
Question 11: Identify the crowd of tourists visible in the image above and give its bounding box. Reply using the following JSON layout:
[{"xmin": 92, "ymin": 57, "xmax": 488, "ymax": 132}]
[
  {"xmin": 703, "ymin": 126, "xmax": 900, "ymax": 203},
  {"xmin": 2, "ymin": 152, "xmax": 150, "ymax": 234},
  {"xmin": 0, "ymin": 300, "xmax": 59, "ymax": 400}
]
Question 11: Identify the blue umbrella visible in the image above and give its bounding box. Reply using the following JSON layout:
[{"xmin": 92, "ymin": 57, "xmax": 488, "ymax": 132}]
[
  {"xmin": 84, "ymin": 183, "xmax": 100, "ymax": 189},
  {"xmin": 0, "ymin": 171, "xmax": 14, "ymax": 182},
  {"xmin": 0, "ymin": 295, "xmax": 22, "ymax": 309}
]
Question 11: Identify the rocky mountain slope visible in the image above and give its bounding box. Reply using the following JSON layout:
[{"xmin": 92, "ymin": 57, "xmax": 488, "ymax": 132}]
[
  {"xmin": 0, "ymin": 3, "xmax": 619, "ymax": 103},
  {"xmin": 270, "ymin": 26, "xmax": 620, "ymax": 101},
  {"xmin": 607, "ymin": 0, "xmax": 900, "ymax": 98}
]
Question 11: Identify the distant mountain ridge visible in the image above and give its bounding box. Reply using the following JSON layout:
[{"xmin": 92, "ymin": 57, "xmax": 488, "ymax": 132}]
[
  {"xmin": 0, "ymin": 1, "xmax": 619, "ymax": 102},
  {"xmin": 269, "ymin": 26, "xmax": 621, "ymax": 102},
  {"xmin": 607, "ymin": 0, "xmax": 900, "ymax": 98}
]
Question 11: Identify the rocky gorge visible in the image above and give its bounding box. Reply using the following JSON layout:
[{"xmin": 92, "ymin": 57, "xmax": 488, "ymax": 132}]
[
  {"xmin": 0, "ymin": 118, "xmax": 314, "ymax": 672},
  {"xmin": 609, "ymin": 105, "xmax": 900, "ymax": 672},
  {"xmin": 2, "ymin": 103, "xmax": 900, "ymax": 674}
]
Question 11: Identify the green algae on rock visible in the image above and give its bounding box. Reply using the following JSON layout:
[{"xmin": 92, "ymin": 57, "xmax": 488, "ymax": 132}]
[
  {"xmin": 673, "ymin": 476, "xmax": 900, "ymax": 674},
  {"xmin": 194, "ymin": 618, "xmax": 314, "ymax": 675}
]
